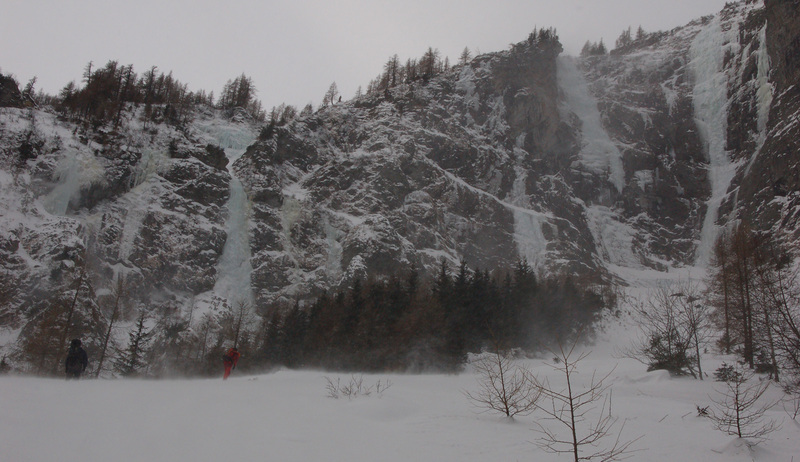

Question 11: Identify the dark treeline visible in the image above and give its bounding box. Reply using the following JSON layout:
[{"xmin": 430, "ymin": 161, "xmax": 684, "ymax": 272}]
[
  {"xmin": 8, "ymin": 258, "xmax": 611, "ymax": 378},
  {"xmin": 582, "ymin": 25, "xmax": 667, "ymax": 57},
  {"xmin": 364, "ymin": 27, "xmax": 559, "ymax": 97},
  {"xmin": 10, "ymin": 26, "xmax": 564, "ymax": 140},
  {"xmin": 257, "ymin": 27, "xmax": 561, "ymax": 142},
  {"xmin": 36, "ymin": 60, "xmax": 265, "ymax": 129},
  {"xmin": 247, "ymin": 259, "xmax": 610, "ymax": 374}
]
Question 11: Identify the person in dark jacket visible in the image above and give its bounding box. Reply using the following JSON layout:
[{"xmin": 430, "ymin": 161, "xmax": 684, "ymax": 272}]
[{"xmin": 65, "ymin": 338, "xmax": 88, "ymax": 379}]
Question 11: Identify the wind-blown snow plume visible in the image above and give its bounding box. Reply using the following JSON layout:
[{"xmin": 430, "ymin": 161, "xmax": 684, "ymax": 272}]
[{"xmin": 44, "ymin": 148, "xmax": 105, "ymax": 216}]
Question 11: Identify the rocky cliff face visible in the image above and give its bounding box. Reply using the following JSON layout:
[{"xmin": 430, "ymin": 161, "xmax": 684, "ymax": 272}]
[
  {"xmin": 1, "ymin": 0, "xmax": 798, "ymax": 344},
  {"xmin": 0, "ymin": 107, "xmax": 248, "ymax": 332},
  {"xmin": 737, "ymin": 0, "xmax": 800, "ymax": 242},
  {"xmin": 233, "ymin": 36, "xmax": 602, "ymax": 306},
  {"xmin": 578, "ymin": 1, "xmax": 779, "ymax": 267}
]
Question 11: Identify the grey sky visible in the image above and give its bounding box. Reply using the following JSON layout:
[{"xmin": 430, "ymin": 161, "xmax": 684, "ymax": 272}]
[{"xmin": 2, "ymin": 0, "xmax": 731, "ymax": 112}]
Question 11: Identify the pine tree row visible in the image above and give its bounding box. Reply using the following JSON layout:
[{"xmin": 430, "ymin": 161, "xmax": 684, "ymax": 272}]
[{"xmin": 7, "ymin": 259, "xmax": 611, "ymax": 378}]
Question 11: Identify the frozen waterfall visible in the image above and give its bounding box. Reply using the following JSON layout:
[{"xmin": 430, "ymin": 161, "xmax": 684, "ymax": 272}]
[
  {"xmin": 44, "ymin": 151, "xmax": 82, "ymax": 216},
  {"xmin": 557, "ymin": 56, "xmax": 625, "ymax": 194},
  {"xmin": 744, "ymin": 26, "xmax": 774, "ymax": 176},
  {"xmin": 44, "ymin": 148, "xmax": 104, "ymax": 216},
  {"xmin": 510, "ymin": 166, "xmax": 548, "ymax": 270},
  {"xmin": 197, "ymin": 118, "xmax": 257, "ymax": 306},
  {"xmin": 557, "ymin": 56, "xmax": 641, "ymax": 270},
  {"xmin": 690, "ymin": 15, "xmax": 738, "ymax": 266},
  {"xmin": 215, "ymin": 176, "xmax": 254, "ymax": 305}
]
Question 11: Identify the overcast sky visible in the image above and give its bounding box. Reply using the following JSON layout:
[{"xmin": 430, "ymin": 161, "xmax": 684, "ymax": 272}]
[{"xmin": 2, "ymin": 0, "xmax": 730, "ymax": 112}]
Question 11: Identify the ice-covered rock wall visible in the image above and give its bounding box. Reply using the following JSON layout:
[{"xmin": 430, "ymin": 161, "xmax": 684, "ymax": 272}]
[
  {"xmin": 1, "ymin": 0, "xmax": 798, "ymax": 347},
  {"xmin": 578, "ymin": 0, "xmax": 793, "ymax": 273}
]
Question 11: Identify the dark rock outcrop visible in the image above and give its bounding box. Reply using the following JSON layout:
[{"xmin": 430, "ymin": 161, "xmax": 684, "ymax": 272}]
[
  {"xmin": 736, "ymin": 0, "xmax": 800, "ymax": 241},
  {"xmin": 0, "ymin": 74, "xmax": 23, "ymax": 108}
]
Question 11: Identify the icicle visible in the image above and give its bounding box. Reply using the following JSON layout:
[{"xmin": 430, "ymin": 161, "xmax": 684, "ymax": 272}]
[{"xmin": 744, "ymin": 25, "xmax": 774, "ymax": 176}]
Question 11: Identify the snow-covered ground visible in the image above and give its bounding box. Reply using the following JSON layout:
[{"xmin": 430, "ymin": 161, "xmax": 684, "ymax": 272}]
[{"xmin": 2, "ymin": 352, "xmax": 798, "ymax": 462}]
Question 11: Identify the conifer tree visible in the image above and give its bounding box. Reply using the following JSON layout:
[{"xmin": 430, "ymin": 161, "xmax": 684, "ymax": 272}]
[
  {"xmin": 459, "ymin": 47, "xmax": 472, "ymax": 66},
  {"xmin": 615, "ymin": 27, "xmax": 633, "ymax": 49},
  {"xmin": 282, "ymin": 301, "xmax": 308, "ymax": 368},
  {"xmin": 419, "ymin": 47, "xmax": 440, "ymax": 81}
]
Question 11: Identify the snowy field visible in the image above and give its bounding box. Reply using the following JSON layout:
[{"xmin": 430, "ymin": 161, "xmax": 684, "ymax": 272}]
[{"xmin": 2, "ymin": 353, "xmax": 798, "ymax": 462}]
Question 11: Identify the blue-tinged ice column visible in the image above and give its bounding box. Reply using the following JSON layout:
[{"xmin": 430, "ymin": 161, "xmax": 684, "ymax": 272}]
[
  {"xmin": 198, "ymin": 117, "xmax": 256, "ymax": 306},
  {"xmin": 690, "ymin": 14, "xmax": 739, "ymax": 266}
]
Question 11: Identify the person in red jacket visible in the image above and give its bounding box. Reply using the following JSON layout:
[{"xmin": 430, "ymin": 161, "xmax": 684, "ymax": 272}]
[{"xmin": 222, "ymin": 347, "xmax": 241, "ymax": 380}]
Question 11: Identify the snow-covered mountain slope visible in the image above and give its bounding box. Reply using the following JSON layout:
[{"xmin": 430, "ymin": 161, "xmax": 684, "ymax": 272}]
[
  {"xmin": 0, "ymin": 106, "xmax": 253, "ymax": 350},
  {"xmin": 1, "ymin": 1, "xmax": 798, "ymax": 353}
]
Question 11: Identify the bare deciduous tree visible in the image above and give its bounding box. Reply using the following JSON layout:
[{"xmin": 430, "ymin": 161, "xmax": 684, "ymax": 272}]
[
  {"xmin": 465, "ymin": 345, "xmax": 540, "ymax": 418},
  {"xmin": 536, "ymin": 339, "xmax": 638, "ymax": 461},
  {"xmin": 751, "ymin": 241, "xmax": 800, "ymax": 383},
  {"xmin": 322, "ymin": 82, "xmax": 339, "ymax": 107},
  {"xmin": 781, "ymin": 391, "xmax": 800, "ymax": 422},
  {"xmin": 674, "ymin": 281, "xmax": 713, "ymax": 380},
  {"xmin": 231, "ymin": 299, "xmax": 253, "ymax": 349},
  {"xmin": 622, "ymin": 284, "xmax": 697, "ymax": 377},
  {"xmin": 708, "ymin": 232, "xmax": 734, "ymax": 353},
  {"xmin": 709, "ymin": 366, "xmax": 780, "ymax": 442},
  {"xmin": 708, "ymin": 225, "xmax": 800, "ymax": 383},
  {"xmin": 95, "ymin": 274, "xmax": 128, "ymax": 377}
]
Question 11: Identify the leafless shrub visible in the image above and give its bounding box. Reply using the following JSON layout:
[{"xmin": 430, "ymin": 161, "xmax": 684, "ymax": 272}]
[
  {"xmin": 779, "ymin": 389, "xmax": 800, "ymax": 422},
  {"xmin": 324, "ymin": 375, "xmax": 392, "ymax": 399},
  {"xmin": 621, "ymin": 281, "xmax": 710, "ymax": 379},
  {"xmin": 464, "ymin": 348, "xmax": 541, "ymax": 418},
  {"xmin": 374, "ymin": 378, "xmax": 393, "ymax": 395},
  {"xmin": 781, "ymin": 392, "xmax": 800, "ymax": 421}
]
